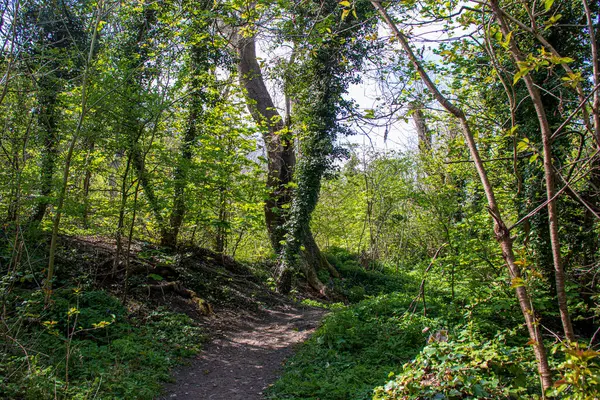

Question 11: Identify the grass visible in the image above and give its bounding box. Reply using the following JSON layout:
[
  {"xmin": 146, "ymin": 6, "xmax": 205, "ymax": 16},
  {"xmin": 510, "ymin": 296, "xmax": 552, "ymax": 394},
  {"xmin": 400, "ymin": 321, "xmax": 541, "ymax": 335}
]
[
  {"xmin": 267, "ymin": 293, "xmax": 441, "ymax": 400},
  {"xmin": 267, "ymin": 248, "xmax": 443, "ymax": 400},
  {"xmin": 266, "ymin": 248, "xmax": 537, "ymax": 400}
]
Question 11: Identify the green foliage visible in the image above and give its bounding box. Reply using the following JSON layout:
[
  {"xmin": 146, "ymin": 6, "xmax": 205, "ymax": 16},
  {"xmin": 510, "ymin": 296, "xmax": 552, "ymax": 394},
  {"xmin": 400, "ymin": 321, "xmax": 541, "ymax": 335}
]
[
  {"xmin": 373, "ymin": 327, "xmax": 539, "ymax": 399},
  {"xmin": 0, "ymin": 289, "xmax": 205, "ymax": 399},
  {"xmin": 266, "ymin": 292, "xmax": 435, "ymax": 400},
  {"xmin": 324, "ymin": 247, "xmax": 417, "ymax": 301},
  {"xmin": 549, "ymin": 343, "xmax": 600, "ymax": 399},
  {"xmin": 269, "ymin": 245, "xmax": 552, "ymax": 400}
]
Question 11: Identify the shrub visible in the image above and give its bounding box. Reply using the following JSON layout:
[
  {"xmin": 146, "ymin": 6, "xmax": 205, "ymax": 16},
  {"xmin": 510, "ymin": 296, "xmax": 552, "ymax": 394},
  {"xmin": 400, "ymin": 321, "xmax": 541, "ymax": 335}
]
[
  {"xmin": 549, "ymin": 342, "xmax": 600, "ymax": 399},
  {"xmin": 373, "ymin": 327, "xmax": 539, "ymax": 399}
]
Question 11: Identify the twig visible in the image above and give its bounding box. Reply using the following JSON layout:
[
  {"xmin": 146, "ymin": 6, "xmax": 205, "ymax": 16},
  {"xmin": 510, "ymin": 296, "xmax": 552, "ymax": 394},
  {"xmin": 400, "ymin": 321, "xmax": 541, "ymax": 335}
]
[
  {"xmin": 408, "ymin": 243, "xmax": 447, "ymax": 316},
  {"xmin": 3, "ymin": 333, "xmax": 31, "ymax": 372},
  {"xmin": 551, "ymin": 83, "xmax": 600, "ymax": 140}
]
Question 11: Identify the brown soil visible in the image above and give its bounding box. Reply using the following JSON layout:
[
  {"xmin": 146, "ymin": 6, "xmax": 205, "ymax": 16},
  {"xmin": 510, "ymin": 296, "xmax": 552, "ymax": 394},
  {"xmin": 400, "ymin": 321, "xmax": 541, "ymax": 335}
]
[{"xmin": 157, "ymin": 305, "xmax": 325, "ymax": 400}]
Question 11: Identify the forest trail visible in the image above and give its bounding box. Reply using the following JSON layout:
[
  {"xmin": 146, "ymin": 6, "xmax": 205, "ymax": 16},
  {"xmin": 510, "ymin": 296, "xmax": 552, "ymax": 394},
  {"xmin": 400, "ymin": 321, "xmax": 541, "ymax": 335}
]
[{"xmin": 158, "ymin": 306, "xmax": 325, "ymax": 400}]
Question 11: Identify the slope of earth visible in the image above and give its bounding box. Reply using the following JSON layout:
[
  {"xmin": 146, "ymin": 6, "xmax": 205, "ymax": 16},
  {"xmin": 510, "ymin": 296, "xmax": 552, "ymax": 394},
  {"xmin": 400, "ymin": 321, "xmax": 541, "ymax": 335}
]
[
  {"xmin": 58, "ymin": 236, "xmax": 328, "ymax": 399},
  {"xmin": 1, "ymin": 234, "xmax": 327, "ymax": 399}
]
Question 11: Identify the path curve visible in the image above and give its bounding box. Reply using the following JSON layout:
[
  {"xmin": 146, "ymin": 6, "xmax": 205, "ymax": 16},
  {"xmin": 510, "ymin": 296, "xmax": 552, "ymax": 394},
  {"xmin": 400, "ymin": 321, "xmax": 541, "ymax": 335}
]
[{"xmin": 158, "ymin": 306, "xmax": 325, "ymax": 400}]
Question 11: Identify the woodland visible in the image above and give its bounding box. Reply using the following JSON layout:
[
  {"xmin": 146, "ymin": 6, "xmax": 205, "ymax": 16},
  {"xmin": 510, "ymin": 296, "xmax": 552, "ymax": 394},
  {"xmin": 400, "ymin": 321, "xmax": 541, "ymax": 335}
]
[{"xmin": 0, "ymin": 0, "xmax": 600, "ymax": 398}]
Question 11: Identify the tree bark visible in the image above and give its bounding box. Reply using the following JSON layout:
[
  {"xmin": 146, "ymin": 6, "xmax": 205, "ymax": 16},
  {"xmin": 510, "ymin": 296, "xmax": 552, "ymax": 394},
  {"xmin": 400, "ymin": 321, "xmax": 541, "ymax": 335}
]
[
  {"xmin": 82, "ymin": 139, "xmax": 95, "ymax": 229},
  {"xmin": 371, "ymin": 0, "xmax": 553, "ymax": 390},
  {"xmin": 490, "ymin": 0, "xmax": 575, "ymax": 344},
  {"xmin": 45, "ymin": 2, "xmax": 103, "ymax": 302},
  {"xmin": 31, "ymin": 88, "xmax": 59, "ymax": 223},
  {"xmin": 162, "ymin": 5, "xmax": 213, "ymax": 248},
  {"xmin": 235, "ymin": 33, "xmax": 335, "ymax": 292},
  {"xmin": 162, "ymin": 103, "xmax": 196, "ymax": 248},
  {"xmin": 410, "ymin": 102, "xmax": 432, "ymax": 152},
  {"xmin": 235, "ymin": 34, "xmax": 295, "ymax": 252}
]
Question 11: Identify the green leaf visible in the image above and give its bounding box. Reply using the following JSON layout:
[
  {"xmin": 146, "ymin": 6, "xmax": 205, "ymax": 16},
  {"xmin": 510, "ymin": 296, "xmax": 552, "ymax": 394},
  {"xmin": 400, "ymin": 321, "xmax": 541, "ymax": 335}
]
[
  {"xmin": 516, "ymin": 138, "xmax": 530, "ymax": 152},
  {"xmin": 550, "ymin": 55, "xmax": 574, "ymax": 64},
  {"xmin": 513, "ymin": 66, "xmax": 529, "ymax": 84},
  {"xmin": 510, "ymin": 277, "xmax": 525, "ymax": 288},
  {"xmin": 544, "ymin": 13, "xmax": 562, "ymax": 29},
  {"xmin": 147, "ymin": 273, "xmax": 164, "ymax": 281},
  {"xmin": 500, "ymin": 31, "xmax": 513, "ymax": 49},
  {"xmin": 544, "ymin": 0, "xmax": 554, "ymax": 12}
]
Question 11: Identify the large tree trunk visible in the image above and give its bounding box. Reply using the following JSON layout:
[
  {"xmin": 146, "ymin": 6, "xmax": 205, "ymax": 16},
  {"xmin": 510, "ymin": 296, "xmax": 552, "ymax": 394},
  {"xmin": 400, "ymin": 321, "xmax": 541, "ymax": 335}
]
[
  {"xmin": 31, "ymin": 88, "xmax": 59, "ymax": 223},
  {"xmin": 235, "ymin": 34, "xmax": 295, "ymax": 251},
  {"xmin": 235, "ymin": 33, "xmax": 335, "ymax": 292}
]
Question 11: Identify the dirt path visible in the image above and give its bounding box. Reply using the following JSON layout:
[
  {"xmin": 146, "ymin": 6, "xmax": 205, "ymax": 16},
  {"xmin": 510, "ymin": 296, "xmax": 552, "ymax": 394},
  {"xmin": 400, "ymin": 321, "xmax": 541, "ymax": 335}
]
[{"xmin": 158, "ymin": 306, "xmax": 325, "ymax": 400}]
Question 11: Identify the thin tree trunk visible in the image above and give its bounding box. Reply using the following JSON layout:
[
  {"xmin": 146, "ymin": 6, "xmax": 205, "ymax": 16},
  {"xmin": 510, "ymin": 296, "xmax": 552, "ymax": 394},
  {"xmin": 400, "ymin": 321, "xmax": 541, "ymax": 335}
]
[
  {"xmin": 45, "ymin": 2, "xmax": 103, "ymax": 302},
  {"xmin": 371, "ymin": 1, "xmax": 553, "ymax": 390},
  {"xmin": 581, "ymin": 0, "xmax": 600, "ymax": 145},
  {"xmin": 215, "ymin": 185, "xmax": 227, "ymax": 254},
  {"xmin": 490, "ymin": 0, "xmax": 575, "ymax": 344},
  {"xmin": 410, "ymin": 102, "xmax": 432, "ymax": 152},
  {"xmin": 124, "ymin": 178, "xmax": 141, "ymax": 296},
  {"xmin": 114, "ymin": 152, "xmax": 133, "ymax": 275},
  {"xmin": 82, "ymin": 139, "xmax": 95, "ymax": 229}
]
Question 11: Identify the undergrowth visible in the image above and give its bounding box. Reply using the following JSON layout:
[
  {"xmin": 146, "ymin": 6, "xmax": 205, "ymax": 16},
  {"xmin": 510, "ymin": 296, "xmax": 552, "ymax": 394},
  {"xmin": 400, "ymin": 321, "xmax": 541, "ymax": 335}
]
[
  {"xmin": 1, "ymin": 287, "xmax": 205, "ymax": 399},
  {"xmin": 0, "ymin": 249, "xmax": 207, "ymax": 400},
  {"xmin": 266, "ymin": 248, "xmax": 548, "ymax": 400}
]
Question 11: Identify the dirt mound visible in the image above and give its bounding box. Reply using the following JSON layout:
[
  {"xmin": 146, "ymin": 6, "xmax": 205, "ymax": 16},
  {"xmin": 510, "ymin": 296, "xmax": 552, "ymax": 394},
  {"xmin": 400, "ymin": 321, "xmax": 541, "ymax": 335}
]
[{"xmin": 54, "ymin": 235, "xmax": 287, "ymax": 317}]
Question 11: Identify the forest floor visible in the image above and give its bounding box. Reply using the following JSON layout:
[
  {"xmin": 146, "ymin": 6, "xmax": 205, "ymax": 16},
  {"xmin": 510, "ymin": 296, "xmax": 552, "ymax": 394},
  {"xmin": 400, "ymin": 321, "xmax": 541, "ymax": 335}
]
[
  {"xmin": 158, "ymin": 305, "xmax": 325, "ymax": 400},
  {"xmin": 58, "ymin": 236, "xmax": 328, "ymax": 400},
  {"xmin": 2, "ymin": 235, "xmax": 330, "ymax": 399}
]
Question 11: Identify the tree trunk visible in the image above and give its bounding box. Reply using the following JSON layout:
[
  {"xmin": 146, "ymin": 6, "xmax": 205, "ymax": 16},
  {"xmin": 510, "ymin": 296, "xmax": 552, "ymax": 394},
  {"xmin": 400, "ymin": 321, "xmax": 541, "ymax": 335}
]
[
  {"xmin": 410, "ymin": 102, "xmax": 432, "ymax": 152},
  {"xmin": 371, "ymin": 1, "xmax": 553, "ymax": 390},
  {"xmin": 235, "ymin": 34, "xmax": 295, "ymax": 252},
  {"xmin": 45, "ymin": 3, "xmax": 102, "ymax": 302},
  {"xmin": 114, "ymin": 152, "xmax": 133, "ymax": 274},
  {"xmin": 130, "ymin": 138, "xmax": 166, "ymax": 239},
  {"xmin": 31, "ymin": 88, "xmax": 59, "ymax": 223},
  {"xmin": 82, "ymin": 139, "xmax": 95, "ymax": 229},
  {"xmin": 235, "ymin": 32, "xmax": 334, "ymax": 292},
  {"xmin": 215, "ymin": 185, "xmax": 228, "ymax": 254},
  {"xmin": 490, "ymin": 0, "xmax": 575, "ymax": 344},
  {"xmin": 162, "ymin": 106, "xmax": 195, "ymax": 248},
  {"xmin": 162, "ymin": 8, "xmax": 213, "ymax": 248}
]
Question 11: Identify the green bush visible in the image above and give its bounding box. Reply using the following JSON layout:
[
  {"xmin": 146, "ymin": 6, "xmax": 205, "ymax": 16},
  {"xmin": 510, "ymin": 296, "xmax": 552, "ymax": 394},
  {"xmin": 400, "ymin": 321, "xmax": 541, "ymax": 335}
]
[
  {"xmin": 549, "ymin": 342, "xmax": 600, "ymax": 399},
  {"xmin": 324, "ymin": 247, "xmax": 418, "ymax": 302},
  {"xmin": 373, "ymin": 327, "xmax": 539, "ymax": 400}
]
